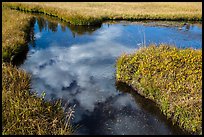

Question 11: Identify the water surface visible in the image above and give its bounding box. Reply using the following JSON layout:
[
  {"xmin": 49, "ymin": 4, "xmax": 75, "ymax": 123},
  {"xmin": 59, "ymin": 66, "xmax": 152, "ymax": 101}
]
[{"xmin": 20, "ymin": 16, "xmax": 202, "ymax": 135}]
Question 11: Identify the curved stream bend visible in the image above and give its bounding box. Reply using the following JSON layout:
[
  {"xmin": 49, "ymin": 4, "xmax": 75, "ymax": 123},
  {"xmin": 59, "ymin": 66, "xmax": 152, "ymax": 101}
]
[{"xmin": 20, "ymin": 16, "xmax": 202, "ymax": 135}]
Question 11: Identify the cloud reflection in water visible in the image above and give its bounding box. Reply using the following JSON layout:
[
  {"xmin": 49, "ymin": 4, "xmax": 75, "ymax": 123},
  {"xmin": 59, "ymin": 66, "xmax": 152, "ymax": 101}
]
[
  {"xmin": 22, "ymin": 25, "xmax": 136, "ymax": 115},
  {"xmin": 20, "ymin": 18, "xmax": 198, "ymax": 135}
]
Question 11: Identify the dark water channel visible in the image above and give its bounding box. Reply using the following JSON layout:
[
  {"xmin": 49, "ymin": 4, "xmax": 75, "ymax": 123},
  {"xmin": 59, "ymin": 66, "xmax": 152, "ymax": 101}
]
[{"xmin": 20, "ymin": 16, "xmax": 202, "ymax": 135}]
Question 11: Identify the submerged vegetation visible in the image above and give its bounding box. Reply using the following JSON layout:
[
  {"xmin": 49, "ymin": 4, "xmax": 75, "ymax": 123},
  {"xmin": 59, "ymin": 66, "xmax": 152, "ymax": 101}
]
[
  {"xmin": 116, "ymin": 45, "xmax": 202, "ymax": 135},
  {"xmin": 2, "ymin": 2, "xmax": 202, "ymax": 25},
  {"xmin": 2, "ymin": 7, "xmax": 75, "ymax": 135}
]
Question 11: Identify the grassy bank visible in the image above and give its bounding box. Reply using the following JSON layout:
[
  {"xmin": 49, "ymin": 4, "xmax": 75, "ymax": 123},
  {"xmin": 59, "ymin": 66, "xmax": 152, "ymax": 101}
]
[
  {"xmin": 2, "ymin": 7, "xmax": 34, "ymax": 63},
  {"xmin": 2, "ymin": 2, "xmax": 202, "ymax": 25},
  {"xmin": 116, "ymin": 45, "xmax": 202, "ymax": 135},
  {"xmin": 2, "ymin": 7, "xmax": 75, "ymax": 135},
  {"xmin": 2, "ymin": 63, "xmax": 75, "ymax": 135}
]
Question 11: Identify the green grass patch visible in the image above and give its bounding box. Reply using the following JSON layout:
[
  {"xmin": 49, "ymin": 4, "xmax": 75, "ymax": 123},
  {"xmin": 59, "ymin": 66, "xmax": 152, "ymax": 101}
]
[{"xmin": 116, "ymin": 45, "xmax": 202, "ymax": 135}]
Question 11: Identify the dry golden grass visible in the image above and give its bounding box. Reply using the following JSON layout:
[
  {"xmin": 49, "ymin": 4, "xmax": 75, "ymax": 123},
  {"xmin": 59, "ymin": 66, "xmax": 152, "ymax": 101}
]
[
  {"xmin": 2, "ymin": 7, "xmax": 34, "ymax": 62},
  {"xmin": 39, "ymin": 2, "xmax": 201, "ymax": 17},
  {"xmin": 2, "ymin": 63, "xmax": 75, "ymax": 135},
  {"xmin": 2, "ymin": 2, "xmax": 202, "ymax": 25}
]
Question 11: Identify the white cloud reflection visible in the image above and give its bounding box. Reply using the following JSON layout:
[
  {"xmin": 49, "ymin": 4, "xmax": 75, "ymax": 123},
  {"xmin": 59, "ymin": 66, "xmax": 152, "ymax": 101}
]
[
  {"xmin": 21, "ymin": 25, "xmax": 177, "ymax": 134},
  {"xmin": 22, "ymin": 26, "xmax": 135, "ymax": 112},
  {"xmin": 34, "ymin": 32, "xmax": 42, "ymax": 39}
]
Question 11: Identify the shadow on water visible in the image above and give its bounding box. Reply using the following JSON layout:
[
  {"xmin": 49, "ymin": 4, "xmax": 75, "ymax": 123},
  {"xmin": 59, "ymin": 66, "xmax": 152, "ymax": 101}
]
[
  {"xmin": 72, "ymin": 81, "xmax": 191, "ymax": 135},
  {"xmin": 12, "ymin": 45, "xmax": 29, "ymax": 66},
  {"xmin": 12, "ymin": 18, "xmax": 35, "ymax": 66},
  {"xmin": 35, "ymin": 15, "xmax": 102, "ymax": 36},
  {"xmin": 14, "ymin": 15, "xmax": 102, "ymax": 66},
  {"xmin": 115, "ymin": 81, "xmax": 192, "ymax": 135},
  {"xmin": 68, "ymin": 24, "xmax": 102, "ymax": 37}
]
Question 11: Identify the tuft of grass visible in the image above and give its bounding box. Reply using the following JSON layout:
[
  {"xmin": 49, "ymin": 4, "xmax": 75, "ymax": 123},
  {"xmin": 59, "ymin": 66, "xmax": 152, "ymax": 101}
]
[
  {"xmin": 2, "ymin": 63, "xmax": 75, "ymax": 135},
  {"xmin": 2, "ymin": 2, "xmax": 202, "ymax": 25},
  {"xmin": 116, "ymin": 45, "xmax": 202, "ymax": 135},
  {"xmin": 2, "ymin": 7, "xmax": 75, "ymax": 135}
]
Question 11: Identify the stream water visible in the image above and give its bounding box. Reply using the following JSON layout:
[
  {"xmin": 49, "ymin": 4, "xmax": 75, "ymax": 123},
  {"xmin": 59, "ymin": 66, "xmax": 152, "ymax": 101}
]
[{"xmin": 19, "ymin": 16, "xmax": 202, "ymax": 135}]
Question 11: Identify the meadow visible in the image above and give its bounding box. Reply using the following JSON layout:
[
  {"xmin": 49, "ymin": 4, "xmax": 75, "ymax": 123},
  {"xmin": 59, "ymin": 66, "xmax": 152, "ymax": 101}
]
[{"xmin": 2, "ymin": 2, "xmax": 202, "ymax": 25}]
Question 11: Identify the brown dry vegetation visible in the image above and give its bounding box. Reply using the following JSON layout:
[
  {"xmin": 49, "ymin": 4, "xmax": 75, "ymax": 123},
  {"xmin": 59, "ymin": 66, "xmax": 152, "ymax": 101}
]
[
  {"xmin": 2, "ymin": 2, "xmax": 202, "ymax": 25},
  {"xmin": 2, "ymin": 7, "xmax": 34, "ymax": 62}
]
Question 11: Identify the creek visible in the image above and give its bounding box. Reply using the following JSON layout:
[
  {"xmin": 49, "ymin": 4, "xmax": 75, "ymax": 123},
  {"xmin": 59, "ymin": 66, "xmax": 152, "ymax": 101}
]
[{"xmin": 19, "ymin": 16, "xmax": 202, "ymax": 135}]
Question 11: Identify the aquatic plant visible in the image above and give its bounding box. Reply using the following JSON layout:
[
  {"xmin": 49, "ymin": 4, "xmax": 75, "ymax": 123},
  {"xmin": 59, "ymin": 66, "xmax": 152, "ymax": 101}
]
[{"xmin": 116, "ymin": 45, "xmax": 202, "ymax": 135}]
